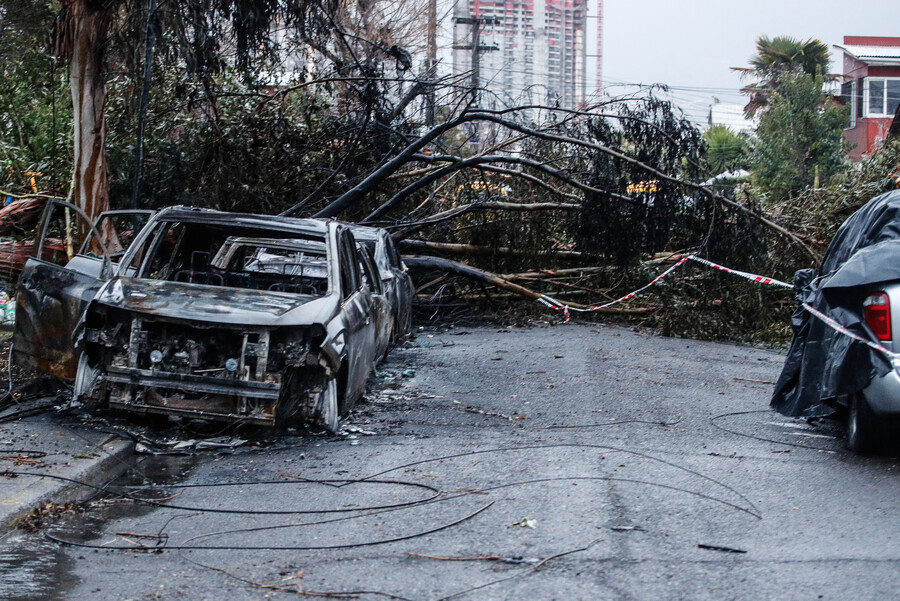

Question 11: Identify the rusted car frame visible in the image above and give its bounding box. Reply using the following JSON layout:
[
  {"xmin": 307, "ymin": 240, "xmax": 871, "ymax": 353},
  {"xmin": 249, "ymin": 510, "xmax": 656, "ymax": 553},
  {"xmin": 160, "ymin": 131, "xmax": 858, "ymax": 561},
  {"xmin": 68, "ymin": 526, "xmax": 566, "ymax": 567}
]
[{"xmin": 16, "ymin": 205, "xmax": 378, "ymax": 431}]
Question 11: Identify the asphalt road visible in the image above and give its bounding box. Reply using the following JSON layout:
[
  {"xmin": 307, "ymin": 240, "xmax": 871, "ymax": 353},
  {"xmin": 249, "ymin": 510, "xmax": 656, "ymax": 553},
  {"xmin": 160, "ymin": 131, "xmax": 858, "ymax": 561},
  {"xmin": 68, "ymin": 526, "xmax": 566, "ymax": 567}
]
[{"xmin": 4, "ymin": 323, "xmax": 900, "ymax": 601}]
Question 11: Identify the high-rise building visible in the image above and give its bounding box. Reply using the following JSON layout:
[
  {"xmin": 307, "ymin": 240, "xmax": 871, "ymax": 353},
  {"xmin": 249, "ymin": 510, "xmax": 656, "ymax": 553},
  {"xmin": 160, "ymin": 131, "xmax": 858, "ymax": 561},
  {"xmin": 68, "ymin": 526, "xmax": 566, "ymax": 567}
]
[{"xmin": 451, "ymin": 0, "xmax": 603, "ymax": 109}]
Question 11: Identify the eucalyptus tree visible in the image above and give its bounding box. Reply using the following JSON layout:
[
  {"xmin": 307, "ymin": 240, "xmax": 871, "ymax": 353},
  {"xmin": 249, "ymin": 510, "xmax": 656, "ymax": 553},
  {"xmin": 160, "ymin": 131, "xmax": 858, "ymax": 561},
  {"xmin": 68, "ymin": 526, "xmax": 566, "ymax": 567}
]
[{"xmin": 43, "ymin": 0, "xmax": 402, "ymax": 219}]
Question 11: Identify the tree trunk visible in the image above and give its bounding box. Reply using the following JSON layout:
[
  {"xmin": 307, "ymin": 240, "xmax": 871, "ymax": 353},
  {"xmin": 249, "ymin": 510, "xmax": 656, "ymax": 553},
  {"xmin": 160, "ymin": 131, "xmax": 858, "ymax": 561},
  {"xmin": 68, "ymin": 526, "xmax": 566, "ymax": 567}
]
[{"xmin": 65, "ymin": 0, "xmax": 111, "ymax": 221}]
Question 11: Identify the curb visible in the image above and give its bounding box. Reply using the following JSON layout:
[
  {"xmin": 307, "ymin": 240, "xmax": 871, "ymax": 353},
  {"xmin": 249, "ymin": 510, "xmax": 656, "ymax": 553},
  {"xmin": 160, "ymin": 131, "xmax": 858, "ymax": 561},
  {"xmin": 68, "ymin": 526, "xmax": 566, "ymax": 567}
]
[{"xmin": 0, "ymin": 436, "xmax": 135, "ymax": 535}]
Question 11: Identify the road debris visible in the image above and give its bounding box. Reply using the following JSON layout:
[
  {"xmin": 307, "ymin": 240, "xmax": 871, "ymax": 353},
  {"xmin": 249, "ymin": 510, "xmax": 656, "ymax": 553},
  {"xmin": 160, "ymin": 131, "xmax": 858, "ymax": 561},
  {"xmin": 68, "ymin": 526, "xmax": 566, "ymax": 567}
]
[
  {"xmin": 509, "ymin": 517, "xmax": 538, "ymax": 529},
  {"xmin": 697, "ymin": 543, "xmax": 747, "ymax": 554},
  {"xmin": 407, "ymin": 553, "xmax": 501, "ymax": 562}
]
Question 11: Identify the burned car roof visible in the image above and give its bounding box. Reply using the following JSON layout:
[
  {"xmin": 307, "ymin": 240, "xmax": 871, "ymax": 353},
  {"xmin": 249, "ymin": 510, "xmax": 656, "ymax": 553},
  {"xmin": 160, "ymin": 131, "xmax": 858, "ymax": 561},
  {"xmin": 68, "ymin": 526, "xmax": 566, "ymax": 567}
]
[
  {"xmin": 149, "ymin": 206, "xmax": 330, "ymax": 237},
  {"xmin": 345, "ymin": 224, "xmax": 381, "ymax": 240}
]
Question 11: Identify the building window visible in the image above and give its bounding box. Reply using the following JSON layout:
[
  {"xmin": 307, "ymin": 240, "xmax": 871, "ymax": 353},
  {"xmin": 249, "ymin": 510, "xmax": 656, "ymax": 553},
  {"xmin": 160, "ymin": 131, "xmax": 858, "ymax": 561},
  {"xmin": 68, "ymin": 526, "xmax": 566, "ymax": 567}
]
[
  {"xmin": 841, "ymin": 80, "xmax": 856, "ymax": 128},
  {"xmin": 864, "ymin": 77, "xmax": 900, "ymax": 118}
]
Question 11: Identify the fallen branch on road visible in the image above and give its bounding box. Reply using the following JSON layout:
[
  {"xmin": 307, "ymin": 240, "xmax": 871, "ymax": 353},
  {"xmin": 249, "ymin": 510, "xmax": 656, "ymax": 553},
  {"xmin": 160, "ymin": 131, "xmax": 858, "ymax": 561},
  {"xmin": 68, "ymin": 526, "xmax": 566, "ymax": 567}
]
[
  {"xmin": 407, "ymin": 552, "xmax": 501, "ymax": 561},
  {"xmin": 405, "ymin": 255, "xmax": 658, "ymax": 313}
]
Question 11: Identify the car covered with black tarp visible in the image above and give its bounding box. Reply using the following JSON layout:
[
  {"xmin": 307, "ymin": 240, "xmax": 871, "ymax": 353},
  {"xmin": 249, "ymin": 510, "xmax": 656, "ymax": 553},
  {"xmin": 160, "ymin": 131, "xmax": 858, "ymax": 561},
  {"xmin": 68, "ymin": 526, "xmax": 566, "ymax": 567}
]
[{"xmin": 772, "ymin": 189, "xmax": 900, "ymax": 452}]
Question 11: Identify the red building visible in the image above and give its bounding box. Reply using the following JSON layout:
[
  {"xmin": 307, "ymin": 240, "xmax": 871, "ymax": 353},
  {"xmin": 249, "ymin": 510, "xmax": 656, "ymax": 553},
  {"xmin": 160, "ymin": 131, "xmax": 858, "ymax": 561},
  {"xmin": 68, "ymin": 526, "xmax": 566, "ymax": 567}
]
[{"xmin": 835, "ymin": 36, "xmax": 900, "ymax": 161}]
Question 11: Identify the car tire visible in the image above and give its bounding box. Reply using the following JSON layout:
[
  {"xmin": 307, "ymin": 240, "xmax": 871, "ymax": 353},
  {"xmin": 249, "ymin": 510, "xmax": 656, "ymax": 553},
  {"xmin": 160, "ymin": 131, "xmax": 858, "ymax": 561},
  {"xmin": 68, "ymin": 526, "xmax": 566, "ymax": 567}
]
[
  {"xmin": 72, "ymin": 352, "xmax": 100, "ymax": 406},
  {"xmin": 316, "ymin": 378, "xmax": 340, "ymax": 433},
  {"xmin": 847, "ymin": 393, "xmax": 883, "ymax": 454}
]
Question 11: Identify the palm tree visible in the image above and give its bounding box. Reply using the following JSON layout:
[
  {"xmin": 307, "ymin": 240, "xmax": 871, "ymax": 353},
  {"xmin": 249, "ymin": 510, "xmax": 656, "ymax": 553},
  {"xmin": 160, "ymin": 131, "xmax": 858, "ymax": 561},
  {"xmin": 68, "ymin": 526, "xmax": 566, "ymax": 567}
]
[
  {"xmin": 734, "ymin": 35, "xmax": 833, "ymax": 116},
  {"xmin": 703, "ymin": 125, "xmax": 749, "ymax": 175}
]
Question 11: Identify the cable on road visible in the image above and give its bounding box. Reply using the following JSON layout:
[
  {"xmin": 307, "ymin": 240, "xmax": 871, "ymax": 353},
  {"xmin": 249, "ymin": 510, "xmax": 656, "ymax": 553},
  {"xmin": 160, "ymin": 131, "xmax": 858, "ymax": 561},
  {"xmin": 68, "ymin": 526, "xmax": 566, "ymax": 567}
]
[
  {"xmin": 11, "ymin": 469, "xmax": 443, "ymax": 515},
  {"xmin": 533, "ymin": 417, "xmax": 684, "ymax": 430},
  {"xmin": 181, "ymin": 554, "xmax": 417, "ymax": 600},
  {"xmin": 357, "ymin": 442, "xmax": 762, "ymax": 519},
  {"xmin": 123, "ymin": 478, "xmax": 443, "ymax": 515},
  {"xmin": 433, "ymin": 537, "xmax": 603, "ymax": 601},
  {"xmin": 43, "ymin": 501, "xmax": 495, "ymax": 551},
  {"xmin": 0, "ymin": 450, "xmax": 47, "ymax": 458},
  {"xmin": 172, "ymin": 471, "xmax": 756, "ymax": 547},
  {"xmin": 710, "ymin": 410, "xmax": 841, "ymax": 452},
  {"xmin": 14, "ymin": 430, "xmax": 764, "ymax": 555}
]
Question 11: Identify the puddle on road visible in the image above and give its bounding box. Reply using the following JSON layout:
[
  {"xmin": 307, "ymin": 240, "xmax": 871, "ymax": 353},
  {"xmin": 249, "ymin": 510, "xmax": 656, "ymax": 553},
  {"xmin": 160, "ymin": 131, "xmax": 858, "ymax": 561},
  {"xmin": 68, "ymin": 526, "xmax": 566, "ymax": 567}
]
[
  {"xmin": 0, "ymin": 535, "xmax": 75, "ymax": 601},
  {"xmin": 0, "ymin": 454, "xmax": 198, "ymax": 599}
]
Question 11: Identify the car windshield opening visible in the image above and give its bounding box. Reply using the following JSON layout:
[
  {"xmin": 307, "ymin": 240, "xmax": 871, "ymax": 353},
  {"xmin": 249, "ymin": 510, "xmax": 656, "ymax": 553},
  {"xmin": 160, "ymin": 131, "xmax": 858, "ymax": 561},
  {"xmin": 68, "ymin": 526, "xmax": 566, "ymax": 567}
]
[{"xmin": 132, "ymin": 221, "xmax": 330, "ymax": 295}]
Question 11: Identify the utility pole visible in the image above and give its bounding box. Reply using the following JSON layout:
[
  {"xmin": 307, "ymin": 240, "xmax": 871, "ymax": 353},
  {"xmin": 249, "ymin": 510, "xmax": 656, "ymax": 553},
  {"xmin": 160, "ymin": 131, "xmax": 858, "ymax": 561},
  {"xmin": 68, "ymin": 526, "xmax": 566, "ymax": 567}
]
[
  {"xmin": 425, "ymin": 0, "xmax": 437, "ymax": 126},
  {"xmin": 453, "ymin": 14, "xmax": 499, "ymax": 100}
]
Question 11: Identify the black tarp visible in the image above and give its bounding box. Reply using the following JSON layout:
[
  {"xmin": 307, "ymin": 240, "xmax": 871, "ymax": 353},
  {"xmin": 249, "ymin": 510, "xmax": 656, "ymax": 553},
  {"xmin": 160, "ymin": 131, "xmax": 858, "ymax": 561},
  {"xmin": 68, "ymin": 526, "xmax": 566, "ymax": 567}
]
[{"xmin": 771, "ymin": 189, "xmax": 900, "ymax": 417}]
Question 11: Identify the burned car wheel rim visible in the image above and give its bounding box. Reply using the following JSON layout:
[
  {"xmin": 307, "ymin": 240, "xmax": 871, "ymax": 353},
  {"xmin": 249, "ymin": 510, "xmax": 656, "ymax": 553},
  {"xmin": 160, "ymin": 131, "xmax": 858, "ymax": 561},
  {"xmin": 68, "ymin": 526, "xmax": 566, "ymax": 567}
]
[{"xmin": 319, "ymin": 378, "xmax": 339, "ymax": 433}]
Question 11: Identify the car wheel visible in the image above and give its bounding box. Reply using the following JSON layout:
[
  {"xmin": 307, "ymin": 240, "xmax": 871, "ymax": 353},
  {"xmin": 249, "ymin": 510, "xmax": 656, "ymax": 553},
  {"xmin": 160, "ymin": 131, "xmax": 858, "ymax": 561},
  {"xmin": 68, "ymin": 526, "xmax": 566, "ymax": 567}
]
[
  {"xmin": 72, "ymin": 353, "xmax": 100, "ymax": 406},
  {"xmin": 847, "ymin": 393, "xmax": 882, "ymax": 454},
  {"xmin": 315, "ymin": 378, "xmax": 340, "ymax": 433}
]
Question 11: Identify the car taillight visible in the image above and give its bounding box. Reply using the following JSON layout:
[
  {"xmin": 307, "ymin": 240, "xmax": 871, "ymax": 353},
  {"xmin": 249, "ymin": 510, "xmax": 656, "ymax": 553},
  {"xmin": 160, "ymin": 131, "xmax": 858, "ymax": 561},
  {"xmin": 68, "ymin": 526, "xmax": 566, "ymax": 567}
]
[{"xmin": 864, "ymin": 292, "xmax": 892, "ymax": 341}]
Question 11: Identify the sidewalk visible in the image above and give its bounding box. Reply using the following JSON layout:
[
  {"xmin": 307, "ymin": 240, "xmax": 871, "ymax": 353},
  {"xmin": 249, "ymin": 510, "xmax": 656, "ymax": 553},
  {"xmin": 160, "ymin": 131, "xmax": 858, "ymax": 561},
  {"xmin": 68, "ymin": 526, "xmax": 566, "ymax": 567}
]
[{"xmin": 0, "ymin": 407, "xmax": 134, "ymax": 535}]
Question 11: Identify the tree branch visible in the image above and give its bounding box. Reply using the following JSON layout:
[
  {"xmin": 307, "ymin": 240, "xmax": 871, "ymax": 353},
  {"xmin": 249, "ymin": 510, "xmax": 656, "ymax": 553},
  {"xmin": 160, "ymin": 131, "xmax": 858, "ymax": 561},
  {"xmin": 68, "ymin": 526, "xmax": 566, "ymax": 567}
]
[
  {"xmin": 392, "ymin": 200, "xmax": 581, "ymax": 239},
  {"xmin": 404, "ymin": 255, "xmax": 650, "ymax": 313}
]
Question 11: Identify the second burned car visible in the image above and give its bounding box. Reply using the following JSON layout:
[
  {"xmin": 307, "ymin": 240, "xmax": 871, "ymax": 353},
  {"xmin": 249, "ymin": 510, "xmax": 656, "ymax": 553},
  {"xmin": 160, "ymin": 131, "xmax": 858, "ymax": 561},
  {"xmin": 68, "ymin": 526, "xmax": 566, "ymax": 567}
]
[{"xmin": 15, "ymin": 204, "xmax": 401, "ymax": 431}]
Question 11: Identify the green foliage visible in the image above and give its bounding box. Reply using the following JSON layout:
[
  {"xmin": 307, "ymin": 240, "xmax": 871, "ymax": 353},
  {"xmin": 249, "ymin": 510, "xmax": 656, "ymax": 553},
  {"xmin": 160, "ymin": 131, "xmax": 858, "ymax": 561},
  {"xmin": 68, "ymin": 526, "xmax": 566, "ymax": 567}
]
[
  {"xmin": 748, "ymin": 35, "xmax": 830, "ymax": 80},
  {"xmin": 751, "ymin": 71, "xmax": 849, "ymax": 202},
  {"xmin": 738, "ymin": 35, "xmax": 833, "ymax": 117},
  {"xmin": 702, "ymin": 125, "xmax": 749, "ymax": 174},
  {"xmin": 779, "ymin": 137, "xmax": 900, "ymax": 244},
  {"xmin": 0, "ymin": 0, "xmax": 72, "ymax": 195}
]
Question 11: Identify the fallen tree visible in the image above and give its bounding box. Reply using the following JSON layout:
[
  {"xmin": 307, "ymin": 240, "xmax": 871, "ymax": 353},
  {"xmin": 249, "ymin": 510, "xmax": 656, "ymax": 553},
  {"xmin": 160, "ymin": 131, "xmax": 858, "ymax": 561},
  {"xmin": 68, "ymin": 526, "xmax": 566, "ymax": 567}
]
[{"xmin": 404, "ymin": 255, "xmax": 658, "ymax": 314}]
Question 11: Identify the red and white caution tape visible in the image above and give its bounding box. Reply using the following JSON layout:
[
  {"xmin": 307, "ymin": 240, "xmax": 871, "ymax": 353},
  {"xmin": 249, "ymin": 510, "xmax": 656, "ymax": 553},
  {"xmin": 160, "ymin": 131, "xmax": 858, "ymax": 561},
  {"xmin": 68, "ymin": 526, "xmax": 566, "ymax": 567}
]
[
  {"xmin": 537, "ymin": 253, "xmax": 898, "ymax": 362},
  {"xmin": 801, "ymin": 302, "xmax": 899, "ymax": 360},
  {"xmin": 686, "ymin": 256, "xmax": 791, "ymax": 289},
  {"xmin": 539, "ymin": 254, "xmax": 791, "ymax": 322},
  {"xmin": 538, "ymin": 256, "xmax": 691, "ymax": 320}
]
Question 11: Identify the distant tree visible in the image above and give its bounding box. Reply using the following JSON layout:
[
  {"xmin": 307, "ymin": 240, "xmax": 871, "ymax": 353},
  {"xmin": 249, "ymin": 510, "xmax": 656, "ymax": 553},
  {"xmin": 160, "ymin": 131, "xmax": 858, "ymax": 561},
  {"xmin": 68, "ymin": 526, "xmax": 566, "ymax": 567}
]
[
  {"xmin": 0, "ymin": 0, "xmax": 71, "ymax": 195},
  {"xmin": 735, "ymin": 35, "xmax": 832, "ymax": 116},
  {"xmin": 703, "ymin": 125, "xmax": 749, "ymax": 175},
  {"xmin": 35, "ymin": 0, "xmax": 405, "ymax": 220},
  {"xmin": 751, "ymin": 71, "xmax": 848, "ymax": 201}
]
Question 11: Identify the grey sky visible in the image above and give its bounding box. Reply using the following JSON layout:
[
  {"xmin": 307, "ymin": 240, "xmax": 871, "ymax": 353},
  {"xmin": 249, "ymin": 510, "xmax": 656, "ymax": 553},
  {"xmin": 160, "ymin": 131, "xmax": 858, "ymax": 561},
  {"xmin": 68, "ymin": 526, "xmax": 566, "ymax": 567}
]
[{"xmin": 603, "ymin": 0, "xmax": 900, "ymax": 124}]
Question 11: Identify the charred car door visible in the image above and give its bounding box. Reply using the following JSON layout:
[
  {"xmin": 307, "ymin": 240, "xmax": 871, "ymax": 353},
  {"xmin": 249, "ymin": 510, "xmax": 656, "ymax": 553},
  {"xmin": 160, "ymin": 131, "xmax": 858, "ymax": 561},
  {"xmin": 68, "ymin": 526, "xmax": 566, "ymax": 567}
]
[
  {"xmin": 13, "ymin": 200, "xmax": 116, "ymax": 379},
  {"xmin": 381, "ymin": 231, "xmax": 413, "ymax": 340},
  {"xmin": 66, "ymin": 210, "xmax": 155, "ymax": 277},
  {"xmin": 359, "ymin": 245, "xmax": 394, "ymax": 362},
  {"xmin": 334, "ymin": 227, "xmax": 376, "ymax": 413}
]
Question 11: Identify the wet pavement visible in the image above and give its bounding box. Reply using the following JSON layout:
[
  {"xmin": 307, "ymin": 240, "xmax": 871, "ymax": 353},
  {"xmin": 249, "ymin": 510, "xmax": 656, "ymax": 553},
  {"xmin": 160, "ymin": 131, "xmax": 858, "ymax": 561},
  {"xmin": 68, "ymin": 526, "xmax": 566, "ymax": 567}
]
[{"xmin": 3, "ymin": 323, "xmax": 900, "ymax": 600}]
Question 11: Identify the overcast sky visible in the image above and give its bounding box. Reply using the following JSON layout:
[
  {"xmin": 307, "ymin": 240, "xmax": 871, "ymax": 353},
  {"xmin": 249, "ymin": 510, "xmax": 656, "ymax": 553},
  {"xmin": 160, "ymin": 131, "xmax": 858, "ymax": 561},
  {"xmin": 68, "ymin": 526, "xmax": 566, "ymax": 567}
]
[{"xmin": 602, "ymin": 0, "xmax": 900, "ymax": 124}]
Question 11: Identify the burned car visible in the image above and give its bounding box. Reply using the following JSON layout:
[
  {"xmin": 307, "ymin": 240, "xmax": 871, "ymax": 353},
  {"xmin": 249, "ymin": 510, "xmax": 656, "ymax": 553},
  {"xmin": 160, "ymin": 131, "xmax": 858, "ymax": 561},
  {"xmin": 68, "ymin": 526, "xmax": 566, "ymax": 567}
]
[
  {"xmin": 346, "ymin": 224, "xmax": 413, "ymax": 344},
  {"xmin": 15, "ymin": 204, "xmax": 378, "ymax": 431}
]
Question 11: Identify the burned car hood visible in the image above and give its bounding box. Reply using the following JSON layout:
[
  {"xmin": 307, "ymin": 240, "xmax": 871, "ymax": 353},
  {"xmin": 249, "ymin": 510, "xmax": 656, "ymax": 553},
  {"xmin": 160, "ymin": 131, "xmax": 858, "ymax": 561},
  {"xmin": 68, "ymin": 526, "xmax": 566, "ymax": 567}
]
[{"xmin": 94, "ymin": 278, "xmax": 338, "ymax": 326}]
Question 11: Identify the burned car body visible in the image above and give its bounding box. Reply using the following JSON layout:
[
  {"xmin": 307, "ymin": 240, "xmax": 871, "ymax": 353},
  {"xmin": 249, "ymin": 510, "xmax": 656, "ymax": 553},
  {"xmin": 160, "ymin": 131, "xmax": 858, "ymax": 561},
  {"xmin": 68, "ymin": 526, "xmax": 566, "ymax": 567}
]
[
  {"xmin": 346, "ymin": 224, "xmax": 413, "ymax": 343},
  {"xmin": 15, "ymin": 204, "xmax": 378, "ymax": 431}
]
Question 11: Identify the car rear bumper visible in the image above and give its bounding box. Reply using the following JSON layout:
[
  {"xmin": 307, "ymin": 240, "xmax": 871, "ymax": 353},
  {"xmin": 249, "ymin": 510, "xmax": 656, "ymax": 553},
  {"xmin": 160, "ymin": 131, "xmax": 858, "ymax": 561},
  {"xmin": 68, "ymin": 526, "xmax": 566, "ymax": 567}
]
[{"xmin": 863, "ymin": 364, "xmax": 900, "ymax": 415}]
